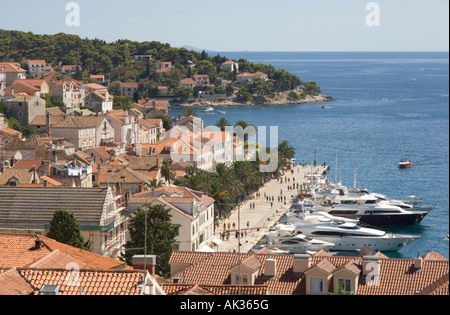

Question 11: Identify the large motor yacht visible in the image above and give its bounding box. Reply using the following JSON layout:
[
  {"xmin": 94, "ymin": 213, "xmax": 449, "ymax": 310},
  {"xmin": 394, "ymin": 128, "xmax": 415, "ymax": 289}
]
[{"xmin": 284, "ymin": 211, "xmax": 419, "ymax": 252}]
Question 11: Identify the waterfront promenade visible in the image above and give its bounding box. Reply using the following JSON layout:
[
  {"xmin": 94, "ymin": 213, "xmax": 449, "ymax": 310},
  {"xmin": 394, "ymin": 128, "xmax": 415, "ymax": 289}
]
[{"xmin": 215, "ymin": 164, "xmax": 327, "ymax": 253}]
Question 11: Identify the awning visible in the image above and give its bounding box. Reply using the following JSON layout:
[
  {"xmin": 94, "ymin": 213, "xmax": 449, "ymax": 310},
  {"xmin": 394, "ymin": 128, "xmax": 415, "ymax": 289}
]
[{"xmin": 212, "ymin": 237, "xmax": 223, "ymax": 246}]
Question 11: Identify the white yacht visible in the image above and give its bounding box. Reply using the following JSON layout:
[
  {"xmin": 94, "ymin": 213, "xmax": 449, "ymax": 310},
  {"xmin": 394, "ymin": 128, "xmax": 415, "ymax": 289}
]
[
  {"xmin": 313, "ymin": 201, "xmax": 429, "ymax": 226},
  {"xmin": 284, "ymin": 211, "xmax": 419, "ymax": 252},
  {"xmin": 265, "ymin": 225, "xmax": 335, "ymax": 254},
  {"xmin": 310, "ymin": 182, "xmax": 433, "ymax": 226},
  {"xmin": 204, "ymin": 107, "xmax": 214, "ymax": 112}
]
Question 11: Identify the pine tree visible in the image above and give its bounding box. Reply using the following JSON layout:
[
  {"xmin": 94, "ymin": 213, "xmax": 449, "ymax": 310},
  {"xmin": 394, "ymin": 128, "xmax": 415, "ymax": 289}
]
[
  {"xmin": 121, "ymin": 204, "xmax": 179, "ymax": 278},
  {"xmin": 46, "ymin": 209, "xmax": 91, "ymax": 251}
]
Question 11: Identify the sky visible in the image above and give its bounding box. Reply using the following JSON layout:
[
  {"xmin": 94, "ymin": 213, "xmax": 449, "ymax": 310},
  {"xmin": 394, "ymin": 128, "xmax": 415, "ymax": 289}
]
[{"xmin": 0, "ymin": 0, "xmax": 448, "ymax": 52}]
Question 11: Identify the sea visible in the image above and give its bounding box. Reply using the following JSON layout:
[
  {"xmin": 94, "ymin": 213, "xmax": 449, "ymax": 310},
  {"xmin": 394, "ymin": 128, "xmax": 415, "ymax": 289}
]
[{"xmin": 168, "ymin": 52, "xmax": 449, "ymax": 259}]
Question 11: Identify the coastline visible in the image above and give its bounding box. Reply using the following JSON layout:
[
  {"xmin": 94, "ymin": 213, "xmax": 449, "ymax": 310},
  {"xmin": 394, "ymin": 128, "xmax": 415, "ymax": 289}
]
[{"xmin": 169, "ymin": 94, "xmax": 335, "ymax": 108}]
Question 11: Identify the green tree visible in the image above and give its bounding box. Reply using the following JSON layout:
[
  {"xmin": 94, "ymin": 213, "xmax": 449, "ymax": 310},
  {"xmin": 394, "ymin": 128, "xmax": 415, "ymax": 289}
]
[
  {"xmin": 144, "ymin": 179, "xmax": 165, "ymax": 190},
  {"xmin": 121, "ymin": 204, "xmax": 179, "ymax": 277},
  {"xmin": 160, "ymin": 160, "xmax": 175, "ymax": 184},
  {"xmin": 46, "ymin": 209, "xmax": 91, "ymax": 251},
  {"xmin": 215, "ymin": 117, "xmax": 230, "ymax": 131},
  {"xmin": 181, "ymin": 107, "xmax": 198, "ymax": 118}
]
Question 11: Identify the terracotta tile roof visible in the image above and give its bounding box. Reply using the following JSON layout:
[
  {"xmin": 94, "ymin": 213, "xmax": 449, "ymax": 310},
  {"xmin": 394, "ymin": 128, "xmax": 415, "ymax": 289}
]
[
  {"xmin": 169, "ymin": 251, "xmax": 450, "ymax": 295},
  {"xmin": 0, "ymin": 233, "xmax": 128, "ymax": 270},
  {"xmin": 162, "ymin": 284, "xmax": 267, "ymax": 295},
  {"xmin": 0, "ymin": 268, "xmax": 35, "ymax": 295},
  {"xmin": 28, "ymin": 60, "xmax": 46, "ymax": 65},
  {"xmin": 0, "ymin": 233, "xmax": 52, "ymax": 268},
  {"xmin": 180, "ymin": 78, "xmax": 195, "ymax": 84},
  {"xmin": 0, "ymin": 127, "xmax": 22, "ymax": 136},
  {"xmin": 120, "ymin": 82, "xmax": 138, "ymax": 89},
  {"xmin": 12, "ymin": 159, "xmax": 42, "ymax": 169},
  {"xmin": 0, "ymin": 63, "xmax": 26, "ymax": 73},
  {"xmin": 17, "ymin": 269, "xmax": 145, "ymax": 295}
]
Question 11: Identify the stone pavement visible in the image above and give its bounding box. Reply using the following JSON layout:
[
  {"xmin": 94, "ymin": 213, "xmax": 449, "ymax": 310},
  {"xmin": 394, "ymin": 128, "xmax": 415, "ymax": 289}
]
[{"xmin": 214, "ymin": 164, "xmax": 327, "ymax": 253}]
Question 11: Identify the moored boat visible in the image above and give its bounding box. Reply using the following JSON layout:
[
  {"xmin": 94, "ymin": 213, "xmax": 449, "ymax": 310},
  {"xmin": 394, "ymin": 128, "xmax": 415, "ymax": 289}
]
[{"xmin": 398, "ymin": 159, "xmax": 413, "ymax": 168}]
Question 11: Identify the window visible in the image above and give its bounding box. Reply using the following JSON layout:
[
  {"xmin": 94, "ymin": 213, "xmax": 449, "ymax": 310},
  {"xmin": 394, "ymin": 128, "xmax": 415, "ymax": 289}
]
[
  {"xmin": 338, "ymin": 279, "xmax": 352, "ymax": 293},
  {"xmin": 310, "ymin": 277, "xmax": 325, "ymax": 294}
]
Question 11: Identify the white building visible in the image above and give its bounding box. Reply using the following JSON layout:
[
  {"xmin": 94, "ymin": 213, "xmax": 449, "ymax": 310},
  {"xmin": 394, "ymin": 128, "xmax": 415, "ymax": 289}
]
[{"xmin": 129, "ymin": 185, "xmax": 216, "ymax": 252}]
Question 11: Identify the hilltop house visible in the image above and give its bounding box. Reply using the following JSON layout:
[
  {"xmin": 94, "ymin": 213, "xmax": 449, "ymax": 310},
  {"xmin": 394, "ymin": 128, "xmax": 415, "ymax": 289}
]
[
  {"xmin": 27, "ymin": 60, "xmax": 52, "ymax": 77},
  {"xmin": 119, "ymin": 82, "xmax": 138, "ymax": 97},
  {"xmin": 61, "ymin": 65, "xmax": 82, "ymax": 75},
  {"xmin": 129, "ymin": 185, "xmax": 216, "ymax": 252},
  {"xmin": 236, "ymin": 72, "xmax": 269, "ymax": 84},
  {"xmin": 193, "ymin": 74, "xmax": 210, "ymax": 86},
  {"xmin": 222, "ymin": 61, "xmax": 239, "ymax": 72},
  {"xmin": 179, "ymin": 78, "xmax": 195, "ymax": 88},
  {"xmin": 0, "ymin": 63, "xmax": 26, "ymax": 87},
  {"xmin": 90, "ymin": 74, "xmax": 105, "ymax": 83}
]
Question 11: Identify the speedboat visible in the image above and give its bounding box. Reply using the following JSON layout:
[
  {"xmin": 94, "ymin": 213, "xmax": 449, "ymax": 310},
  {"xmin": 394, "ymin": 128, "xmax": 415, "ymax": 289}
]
[
  {"xmin": 204, "ymin": 107, "xmax": 214, "ymax": 112},
  {"xmin": 398, "ymin": 159, "xmax": 413, "ymax": 168},
  {"xmin": 265, "ymin": 225, "xmax": 335, "ymax": 254},
  {"xmin": 217, "ymin": 110, "xmax": 226, "ymax": 114}
]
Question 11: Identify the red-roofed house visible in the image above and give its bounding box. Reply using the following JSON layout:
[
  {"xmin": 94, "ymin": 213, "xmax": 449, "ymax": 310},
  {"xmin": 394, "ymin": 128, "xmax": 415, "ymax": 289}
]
[
  {"xmin": 61, "ymin": 65, "xmax": 82, "ymax": 75},
  {"xmin": 0, "ymin": 63, "xmax": 26, "ymax": 86},
  {"xmin": 168, "ymin": 250, "xmax": 449, "ymax": 295},
  {"xmin": 119, "ymin": 82, "xmax": 138, "ymax": 97},
  {"xmin": 27, "ymin": 60, "xmax": 52, "ymax": 77},
  {"xmin": 222, "ymin": 61, "xmax": 239, "ymax": 72}
]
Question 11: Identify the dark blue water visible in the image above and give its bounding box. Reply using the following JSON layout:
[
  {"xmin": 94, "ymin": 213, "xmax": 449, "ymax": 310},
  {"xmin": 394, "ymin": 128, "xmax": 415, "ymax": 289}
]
[{"xmin": 169, "ymin": 52, "xmax": 449, "ymax": 259}]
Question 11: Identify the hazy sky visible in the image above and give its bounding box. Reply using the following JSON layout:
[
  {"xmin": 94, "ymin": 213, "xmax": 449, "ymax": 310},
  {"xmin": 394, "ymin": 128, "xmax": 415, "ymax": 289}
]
[{"xmin": 1, "ymin": 0, "xmax": 448, "ymax": 51}]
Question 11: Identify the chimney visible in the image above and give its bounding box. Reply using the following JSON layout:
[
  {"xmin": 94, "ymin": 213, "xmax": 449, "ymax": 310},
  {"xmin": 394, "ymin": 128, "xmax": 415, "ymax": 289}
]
[
  {"xmin": 132, "ymin": 255, "xmax": 157, "ymax": 276},
  {"xmin": 34, "ymin": 239, "xmax": 44, "ymax": 249},
  {"xmin": 40, "ymin": 285, "xmax": 61, "ymax": 296},
  {"xmin": 293, "ymin": 254, "xmax": 312, "ymax": 273},
  {"xmin": 44, "ymin": 180, "xmax": 48, "ymax": 187},
  {"xmin": 414, "ymin": 251, "xmax": 423, "ymax": 270},
  {"xmin": 52, "ymin": 150, "xmax": 57, "ymax": 164},
  {"xmin": 264, "ymin": 258, "xmax": 277, "ymax": 277},
  {"xmin": 362, "ymin": 255, "xmax": 381, "ymax": 276}
]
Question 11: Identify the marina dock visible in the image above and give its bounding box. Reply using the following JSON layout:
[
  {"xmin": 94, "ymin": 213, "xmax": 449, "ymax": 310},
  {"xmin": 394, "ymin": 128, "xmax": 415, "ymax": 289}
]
[{"xmin": 215, "ymin": 164, "xmax": 328, "ymax": 253}]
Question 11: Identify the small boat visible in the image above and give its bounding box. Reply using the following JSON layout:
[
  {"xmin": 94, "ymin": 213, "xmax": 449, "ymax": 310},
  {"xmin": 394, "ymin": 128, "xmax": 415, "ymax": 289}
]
[
  {"xmin": 204, "ymin": 107, "xmax": 214, "ymax": 112},
  {"xmin": 217, "ymin": 110, "xmax": 226, "ymax": 114},
  {"xmin": 398, "ymin": 159, "xmax": 413, "ymax": 169}
]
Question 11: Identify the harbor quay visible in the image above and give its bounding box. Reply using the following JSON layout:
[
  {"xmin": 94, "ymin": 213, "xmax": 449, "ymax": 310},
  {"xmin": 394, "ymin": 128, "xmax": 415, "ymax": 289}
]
[{"xmin": 215, "ymin": 164, "xmax": 328, "ymax": 253}]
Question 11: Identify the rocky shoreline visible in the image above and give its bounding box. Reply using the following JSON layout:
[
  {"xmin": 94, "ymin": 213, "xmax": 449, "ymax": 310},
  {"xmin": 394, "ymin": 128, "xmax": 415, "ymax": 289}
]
[{"xmin": 170, "ymin": 94, "xmax": 335, "ymax": 108}]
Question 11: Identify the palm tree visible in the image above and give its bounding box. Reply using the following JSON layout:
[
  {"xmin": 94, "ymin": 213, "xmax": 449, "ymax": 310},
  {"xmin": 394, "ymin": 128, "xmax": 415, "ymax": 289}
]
[
  {"xmin": 232, "ymin": 161, "xmax": 262, "ymax": 195},
  {"xmin": 277, "ymin": 140, "xmax": 296, "ymax": 171},
  {"xmin": 215, "ymin": 117, "xmax": 230, "ymax": 132},
  {"xmin": 144, "ymin": 179, "xmax": 165, "ymax": 190},
  {"xmin": 213, "ymin": 163, "xmax": 244, "ymax": 198},
  {"xmin": 160, "ymin": 160, "xmax": 175, "ymax": 184},
  {"xmin": 181, "ymin": 107, "xmax": 198, "ymax": 118}
]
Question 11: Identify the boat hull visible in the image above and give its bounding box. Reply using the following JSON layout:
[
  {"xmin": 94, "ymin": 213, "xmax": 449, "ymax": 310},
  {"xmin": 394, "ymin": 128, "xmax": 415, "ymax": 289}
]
[
  {"xmin": 359, "ymin": 212, "xmax": 427, "ymax": 226},
  {"xmin": 302, "ymin": 235, "xmax": 416, "ymax": 252}
]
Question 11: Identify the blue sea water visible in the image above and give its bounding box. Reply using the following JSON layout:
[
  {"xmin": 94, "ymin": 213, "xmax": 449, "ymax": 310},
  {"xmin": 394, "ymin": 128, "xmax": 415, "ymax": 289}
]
[{"xmin": 169, "ymin": 52, "xmax": 449, "ymax": 259}]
